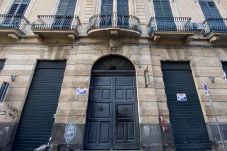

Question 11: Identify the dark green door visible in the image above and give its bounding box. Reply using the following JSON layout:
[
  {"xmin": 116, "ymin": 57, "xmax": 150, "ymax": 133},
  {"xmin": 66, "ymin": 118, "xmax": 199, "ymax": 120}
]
[
  {"xmin": 161, "ymin": 62, "xmax": 211, "ymax": 151},
  {"xmin": 84, "ymin": 55, "xmax": 140, "ymax": 150},
  {"xmin": 12, "ymin": 61, "xmax": 66, "ymax": 151},
  {"xmin": 84, "ymin": 75, "xmax": 140, "ymax": 150}
]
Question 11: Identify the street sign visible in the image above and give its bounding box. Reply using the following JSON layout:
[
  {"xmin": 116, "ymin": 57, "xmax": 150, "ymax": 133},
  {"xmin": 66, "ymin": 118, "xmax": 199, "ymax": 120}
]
[{"xmin": 203, "ymin": 83, "xmax": 210, "ymax": 96}]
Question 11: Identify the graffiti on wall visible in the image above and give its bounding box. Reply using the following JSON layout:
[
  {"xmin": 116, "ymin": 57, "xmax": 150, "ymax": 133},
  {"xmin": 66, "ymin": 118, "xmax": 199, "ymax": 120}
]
[
  {"xmin": 7, "ymin": 104, "xmax": 19, "ymax": 119},
  {"xmin": 0, "ymin": 126, "xmax": 10, "ymax": 136},
  {"xmin": 64, "ymin": 124, "xmax": 76, "ymax": 143}
]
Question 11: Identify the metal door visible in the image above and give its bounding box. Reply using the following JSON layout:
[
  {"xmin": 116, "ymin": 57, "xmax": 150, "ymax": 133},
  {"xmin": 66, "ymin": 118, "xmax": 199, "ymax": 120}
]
[
  {"xmin": 161, "ymin": 62, "xmax": 211, "ymax": 151},
  {"xmin": 84, "ymin": 75, "xmax": 139, "ymax": 150},
  {"xmin": 12, "ymin": 61, "xmax": 66, "ymax": 151}
]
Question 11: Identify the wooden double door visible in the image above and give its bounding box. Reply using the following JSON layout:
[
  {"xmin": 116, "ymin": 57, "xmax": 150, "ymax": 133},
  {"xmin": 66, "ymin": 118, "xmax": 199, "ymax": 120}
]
[{"xmin": 84, "ymin": 74, "xmax": 140, "ymax": 150}]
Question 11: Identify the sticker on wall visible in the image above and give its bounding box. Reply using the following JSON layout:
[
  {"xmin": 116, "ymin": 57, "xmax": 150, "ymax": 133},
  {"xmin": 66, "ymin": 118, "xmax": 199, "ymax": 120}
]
[
  {"xmin": 176, "ymin": 93, "xmax": 187, "ymax": 102},
  {"xmin": 64, "ymin": 124, "xmax": 76, "ymax": 143},
  {"xmin": 75, "ymin": 88, "xmax": 88, "ymax": 96}
]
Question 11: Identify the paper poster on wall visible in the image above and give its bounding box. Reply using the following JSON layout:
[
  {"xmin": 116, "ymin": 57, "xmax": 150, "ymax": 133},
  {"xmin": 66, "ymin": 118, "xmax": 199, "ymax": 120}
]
[
  {"xmin": 176, "ymin": 93, "xmax": 187, "ymax": 102},
  {"xmin": 75, "ymin": 88, "xmax": 88, "ymax": 95}
]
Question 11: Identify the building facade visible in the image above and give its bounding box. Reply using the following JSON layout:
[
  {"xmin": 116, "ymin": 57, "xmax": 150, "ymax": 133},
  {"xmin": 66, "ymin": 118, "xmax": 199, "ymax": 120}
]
[{"xmin": 0, "ymin": 0, "xmax": 227, "ymax": 151}]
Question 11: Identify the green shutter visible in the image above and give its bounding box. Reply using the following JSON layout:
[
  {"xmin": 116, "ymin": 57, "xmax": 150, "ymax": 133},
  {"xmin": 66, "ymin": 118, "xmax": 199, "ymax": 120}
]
[
  {"xmin": 153, "ymin": 0, "xmax": 176, "ymax": 31},
  {"xmin": 199, "ymin": 0, "xmax": 221, "ymax": 19},
  {"xmin": 117, "ymin": 0, "xmax": 129, "ymax": 15},
  {"xmin": 7, "ymin": 0, "xmax": 30, "ymax": 15},
  {"xmin": 153, "ymin": 0, "xmax": 173, "ymax": 17},
  {"xmin": 56, "ymin": 0, "xmax": 76, "ymax": 16},
  {"xmin": 101, "ymin": 0, "xmax": 113, "ymax": 15}
]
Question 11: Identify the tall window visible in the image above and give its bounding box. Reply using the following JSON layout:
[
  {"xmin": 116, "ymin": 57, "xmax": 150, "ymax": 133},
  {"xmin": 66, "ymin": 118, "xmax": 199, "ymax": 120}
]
[
  {"xmin": 7, "ymin": 0, "xmax": 31, "ymax": 16},
  {"xmin": 3, "ymin": 0, "xmax": 30, "ymax": 25},
  {"xmin": 153, "ymin": 0, "xmax": 173, "ymax": 17},
  {"xmin": 56, "ymin": 0, "xmax": 76, "ymax": 16},
  {"xmin": 199, "ymin": 0, "xmax": 226, "ymax": 32},
  {"xmin": 53, "ymin": 0, "xmax": 77, "ymax": 29},
  {"xmin": 153, "ymin": 0, "xmax": 176, "ymax": 31},
  {"xmin": 199, "ymin": 0, "xmax": 222, "ymax": 19},
  {"xmin": 100, "ymin": 0, "xmax": 129, "ymax": 27}
]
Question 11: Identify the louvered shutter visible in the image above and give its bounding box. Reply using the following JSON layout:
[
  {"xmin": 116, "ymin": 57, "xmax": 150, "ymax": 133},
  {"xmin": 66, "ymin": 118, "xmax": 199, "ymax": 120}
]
[
  {"xmin": 117, "ymin": 0, "xmax": 129, "ymax": 27},
  {"xmin": 199, "ymin": 0, "xmax": 221, "ymax": 19},
  {"xmin": 16, "ymin": 4, "xmax": 28, "ymax": 15},
  {"xmin": 100, "ymin": 0, "xmax": 113, "ymax": 26},
  {"xmin": 117, "ymin": 0, "xmax": 129, "ymax": 15},
  {"xmin": 153, "ymin": 0, "xmax": 176, "ymax": 31},
  {"xmin": 54, "ymin": 0, "xmax": 76, "ymax": 29},
  {"xmin": 101, "ymin": 0, "xmax": 113, "ymax": 15},
  {"xmin": 56, "ymin": 0, "xmax": 76, "ymax": 16},
  {"xmin": 153, "ymin": 0, "xmax": 173, "ymax": 17},
  {"xmin": 65, "ymin": 0, "xmax": 76, "ymax": 16},
  {"xmin": 199, "ymin": 0, "xmax": 225, "ymax": 32},
  {"xmin": 8, "ymin": 4, "xmax": 19, "ymax": 14}
]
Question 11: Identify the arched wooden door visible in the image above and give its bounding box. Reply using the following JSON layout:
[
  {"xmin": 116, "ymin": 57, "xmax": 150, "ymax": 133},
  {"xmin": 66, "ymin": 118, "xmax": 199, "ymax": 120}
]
[{"xmin": 84, "ymin": 55, "xmax": 140, "ymax": 150}]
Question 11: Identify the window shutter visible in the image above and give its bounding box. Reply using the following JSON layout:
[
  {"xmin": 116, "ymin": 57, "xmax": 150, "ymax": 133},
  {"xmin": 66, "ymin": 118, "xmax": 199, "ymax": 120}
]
[
  {"xmin": 162, "ymin": 0, "xmax": 173, "ymax": 17},
  {"xmin": 101, "ymin": 0, "xmax": 113, "ymax": 15},
  {"xmin": 153, "ymin": 0, "xmax": 173, "ymax": 17},
  {"xmin": 56, "ymin": 0, "xmax": 76, "ymax": 16},
  {"xmin": 7, "ymin": 0, "xmax": 30, "ymax": 15},
  {"xmin": 117, "ymin": 0, "xmax": 129, "ymax": 15},
  {"xmin": 199, "ymin": 0, "xmax": 222, "ymax": 19},
  {"xmin": 8, "ymin": 4, "xmax": 19, "ymax": 14},
  {"xmin": 56, "ymin": 0, "xmax": 68, "ymax": 15},
  {"xmin": 17, "ymin": 4, "xmax": 28, "ymax": 15},
  {"xmin": 65, "ymin": 0, "xmax": 76, "ymax": 16}
]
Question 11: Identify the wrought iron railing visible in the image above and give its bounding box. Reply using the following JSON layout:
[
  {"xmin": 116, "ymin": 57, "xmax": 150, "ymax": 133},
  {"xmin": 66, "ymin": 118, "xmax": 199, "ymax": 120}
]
[
  {"xmin": 0, "ymin": 14, "xmax": 29, "ymax": 34},
  {"xmin": 32, "ymin": 15, "xmax": 81, "ymax": 31},
  {"xmin": 87, "ymin": 13, "xmax": 142, "ymax": 34},
  {"xmin": 148, "ymin": 17, "xmax": 196, "ymax": 33},
  {"xmin": 202, "ymin": 18, "xmax": 227, "ymax": 36}
]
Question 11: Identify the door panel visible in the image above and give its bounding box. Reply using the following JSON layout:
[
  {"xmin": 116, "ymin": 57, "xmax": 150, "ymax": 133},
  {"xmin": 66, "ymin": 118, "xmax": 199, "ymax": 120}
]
[
  {"xmin": 84, "ymin": 76, "xmax": 113, "ymax": 150},
  {"xmin": 84, "ymin": 75, "xmax": 139, "ymax": 150},
  {"xmin": 161, "ymin": 62, "xmax": 211, "ymax": 151}
]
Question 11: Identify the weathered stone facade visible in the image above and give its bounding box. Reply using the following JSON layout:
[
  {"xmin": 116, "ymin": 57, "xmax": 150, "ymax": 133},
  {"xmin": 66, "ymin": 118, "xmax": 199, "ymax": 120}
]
[{"xmin": 0, "ymin": 0, "xmax": 227, "ymax": 150}]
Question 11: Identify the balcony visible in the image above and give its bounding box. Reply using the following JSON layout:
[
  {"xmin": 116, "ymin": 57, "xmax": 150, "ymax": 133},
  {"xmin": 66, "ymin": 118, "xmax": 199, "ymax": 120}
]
[
  {"xmin": 202, "ymin": 18, "xmax": 227, "ymax": 44},
  {"xmin": 0, "ymin": 14, "xmax": 29, "ymax": 40},
  {"xmin": 148, "ymin": 17, "xmax": 196, "ymax": 43},
  {"xmin": 87, "ymin": 13, "xmax": 142, "ymax": 37},
  {"xmin": 32, "ymin": 15, "xmax": 81, "ymax": 41}
]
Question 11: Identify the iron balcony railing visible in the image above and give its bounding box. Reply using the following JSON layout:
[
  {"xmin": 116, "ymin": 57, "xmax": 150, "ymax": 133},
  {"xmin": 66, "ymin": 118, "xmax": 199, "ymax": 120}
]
[
  {"xmin": 202, "ymin": 18, "xmax": 227, "ymax": 36},
  {"xmin": 87, "ymin": 13, "xmax": 142, "ymax": 34},
  {"xmin": 0, "ymin": 14, "xmax": 29, "ymax": 34},
  {"xmin": 32, "ymin": 15, "xmax": 81, "ymax": 31},
  {"xmin": 148, "ymin": 17, "xmax": 196, "ymax": 33}
]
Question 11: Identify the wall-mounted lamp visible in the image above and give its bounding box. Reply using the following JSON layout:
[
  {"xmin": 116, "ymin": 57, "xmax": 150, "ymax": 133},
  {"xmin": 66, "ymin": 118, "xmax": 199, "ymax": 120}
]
[
  {"xmin": 144, "ymin": 66, "xmax": 151, "ymax": 88},
  {"xmin": 11, "ymin": 74, "xmax": 18, "ymax": 82},
  {"xmin": 209, "ymin": 76, "xmax": 215, "ymax": 83}
]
